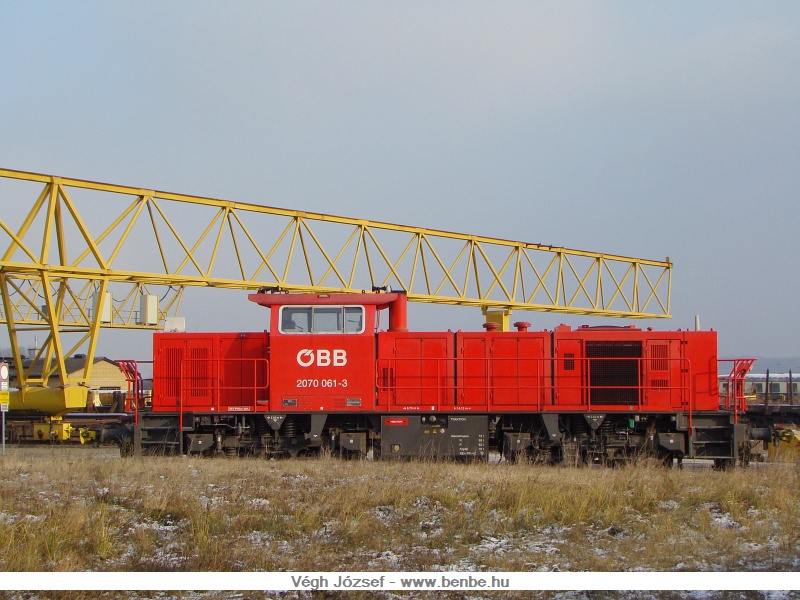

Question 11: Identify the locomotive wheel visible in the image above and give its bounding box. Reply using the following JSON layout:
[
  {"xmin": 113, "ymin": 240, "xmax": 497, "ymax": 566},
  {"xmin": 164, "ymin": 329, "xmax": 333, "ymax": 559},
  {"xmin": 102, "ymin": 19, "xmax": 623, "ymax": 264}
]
[
  {"xmin": 559, "ymin": 442, "xmax": 587, "ymax": 468},
  {"xmin": 503, "ymin": 450, "xmax": 527, "ymax": 464},
  {"xmin": 337, "ymin": 448, "xmax": 365, "ymax": 460},
  {"xmin": 118, "ymin": 440, "xmax": 134, "ymax": 458},
  {"xmin": 605, "ymin": 449, "xmax": 630, "ymax": 469},
  {"xmin": 737, "ymin": 443, "xmax": 752, "ymax": 467}
]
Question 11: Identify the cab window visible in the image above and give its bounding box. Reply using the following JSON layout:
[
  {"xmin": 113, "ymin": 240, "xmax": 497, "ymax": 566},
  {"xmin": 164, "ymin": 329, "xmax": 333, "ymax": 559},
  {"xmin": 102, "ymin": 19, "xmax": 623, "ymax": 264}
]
[
  {"xmin": 279, "ymin": 306, "xmax": 364, "ymax": 334},
  {"xmin": 281, "ymin": 307, "xmax": 311, "ymax": 332},
  {"xmin": 344, "ymin": 307, "xmax": 362, "ymax": 333},
  {"xmin": 313, "ymin": 307, "xmax": 341, "ymax": 332}
]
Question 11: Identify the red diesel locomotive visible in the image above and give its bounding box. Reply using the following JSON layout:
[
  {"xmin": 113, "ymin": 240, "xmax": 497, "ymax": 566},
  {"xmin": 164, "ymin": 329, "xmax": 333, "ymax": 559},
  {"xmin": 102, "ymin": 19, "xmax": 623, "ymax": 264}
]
[{"xmin": 134, "ymin": 290, "xmax": 755, "ymax": 464}]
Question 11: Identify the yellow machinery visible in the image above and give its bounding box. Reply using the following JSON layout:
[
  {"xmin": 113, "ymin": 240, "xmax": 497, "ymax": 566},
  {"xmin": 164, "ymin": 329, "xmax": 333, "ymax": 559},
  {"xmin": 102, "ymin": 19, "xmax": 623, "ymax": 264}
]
[
  {"xmin": 0, "ymin": 167, "xmax": 672, "ymax": 418},
  {"xmin": 769, "ymin": 425, "xmax": 800, "ymax": 459},
  {"xmin": 31, "ymin": 416, "xmax": 96, "ymax": 443}
]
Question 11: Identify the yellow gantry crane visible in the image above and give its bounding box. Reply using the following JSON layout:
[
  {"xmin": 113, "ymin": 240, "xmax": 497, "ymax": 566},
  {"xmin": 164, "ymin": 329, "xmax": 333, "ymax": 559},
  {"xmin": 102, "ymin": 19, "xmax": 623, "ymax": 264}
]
[{"xmin": 0, "ymin": 167, "xmax": 671, "ymax": 413}]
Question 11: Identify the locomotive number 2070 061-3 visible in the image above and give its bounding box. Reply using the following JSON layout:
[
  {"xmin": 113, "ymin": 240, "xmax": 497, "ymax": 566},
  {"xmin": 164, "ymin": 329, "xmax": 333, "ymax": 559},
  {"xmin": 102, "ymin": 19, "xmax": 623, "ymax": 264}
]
[{"xmin": 296, "ymin": 378, "xmax": 349, "ymax": 389}]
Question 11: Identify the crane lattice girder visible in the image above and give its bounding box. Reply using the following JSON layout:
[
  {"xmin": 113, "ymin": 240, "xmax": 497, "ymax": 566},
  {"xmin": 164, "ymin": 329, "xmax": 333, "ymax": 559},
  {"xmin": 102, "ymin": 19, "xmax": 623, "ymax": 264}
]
[
  {"xmin": 0, "ymin": 167, "xmax": 672, "ymax": 318},
  {"xmin": 0, "ymin": 167, "xmax": 671, "ymax": 394}
]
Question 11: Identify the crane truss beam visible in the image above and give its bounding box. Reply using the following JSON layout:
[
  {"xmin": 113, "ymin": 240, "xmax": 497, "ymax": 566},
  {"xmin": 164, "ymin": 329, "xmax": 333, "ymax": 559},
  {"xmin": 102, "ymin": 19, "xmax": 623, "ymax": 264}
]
[{"xmin": 0, "ymin": 168, "xmax": 671, "ymax": 390}]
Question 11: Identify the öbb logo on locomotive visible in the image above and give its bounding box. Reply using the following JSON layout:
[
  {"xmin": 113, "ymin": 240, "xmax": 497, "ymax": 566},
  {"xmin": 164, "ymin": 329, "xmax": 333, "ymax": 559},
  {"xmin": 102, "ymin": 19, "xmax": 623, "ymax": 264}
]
[{"xmin": 296, "ymin": 348, "xmax": 348, "ymax": 368}]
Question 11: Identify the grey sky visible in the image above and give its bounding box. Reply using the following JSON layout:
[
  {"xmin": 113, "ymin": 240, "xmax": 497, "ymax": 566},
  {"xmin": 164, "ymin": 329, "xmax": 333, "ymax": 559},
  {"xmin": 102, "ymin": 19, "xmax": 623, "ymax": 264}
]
[{"xmin": 1, "ymin": 2, "xmax": 798, "ymax": 362}]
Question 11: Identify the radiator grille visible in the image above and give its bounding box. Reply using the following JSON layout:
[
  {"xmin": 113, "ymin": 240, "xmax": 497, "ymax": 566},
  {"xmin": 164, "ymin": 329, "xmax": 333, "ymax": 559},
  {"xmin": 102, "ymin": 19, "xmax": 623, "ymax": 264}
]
[
  {"xmin": 586, "ymin": 341, "xmax": 642, "ymax": 405},
  {"xmin": 650, "ymin": 344, "xmax": 669, "ymax": 371},
  {"xmin": 186, "ymin": 347, "xmax": 211, "ymax": 398},
  {"xmin": 164, "ymin": 347, "xmax": 182, "ymax": 399}
]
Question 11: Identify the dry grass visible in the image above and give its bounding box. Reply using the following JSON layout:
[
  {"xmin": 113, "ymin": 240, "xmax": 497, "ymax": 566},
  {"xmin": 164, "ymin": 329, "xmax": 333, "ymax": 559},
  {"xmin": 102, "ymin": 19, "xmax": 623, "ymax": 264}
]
[{"xmin": 0, "ymin": 447, "xmax": 799, "ymax": 575}]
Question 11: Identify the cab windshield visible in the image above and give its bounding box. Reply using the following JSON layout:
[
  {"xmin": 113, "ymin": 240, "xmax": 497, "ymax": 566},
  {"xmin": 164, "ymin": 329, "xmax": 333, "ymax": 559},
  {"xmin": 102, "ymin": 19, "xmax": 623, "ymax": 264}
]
[{"xmin": 279, "ymin": 306, "xmax": 364, "ymax": 334}]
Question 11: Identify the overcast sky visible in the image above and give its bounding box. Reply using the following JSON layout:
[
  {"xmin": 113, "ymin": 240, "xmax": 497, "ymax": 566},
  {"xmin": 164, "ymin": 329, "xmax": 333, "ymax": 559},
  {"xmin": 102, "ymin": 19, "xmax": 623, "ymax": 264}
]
[{"xmin": 1, "ymin": 2, "xmax": 798, "ymax": 363}]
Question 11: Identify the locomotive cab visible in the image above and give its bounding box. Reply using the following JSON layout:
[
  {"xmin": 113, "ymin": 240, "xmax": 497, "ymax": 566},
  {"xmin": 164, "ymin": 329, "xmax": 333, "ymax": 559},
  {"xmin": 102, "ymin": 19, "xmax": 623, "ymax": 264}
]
[{"xmin": 248, "ymin": 291, "xmax": 408, "ymax": 414}]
